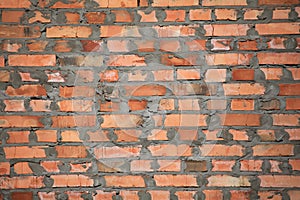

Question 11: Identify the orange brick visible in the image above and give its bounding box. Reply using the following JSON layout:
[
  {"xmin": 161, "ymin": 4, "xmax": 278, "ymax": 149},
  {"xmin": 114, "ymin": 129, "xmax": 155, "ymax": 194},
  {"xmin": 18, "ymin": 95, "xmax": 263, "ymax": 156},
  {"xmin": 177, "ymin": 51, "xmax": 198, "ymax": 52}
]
[
  {"xmin": 258, "ymin": 53, "xmax": 300, "ymax": 65},
  {"xmin": 207, "ymin": 175, "xmax": 250, "ymax": 187},
  {"xmin": 206, "ymin": 53, "xmax": 252, "ymax": 65},
  {"xmin": 165, "ymin": 10, "xmax": 185, "ymax": 22},
  {"xmin": 35, "ymin": 130, "xmax": 57, "ymax": 143},
  {"xmin": 205, "ymin": 69, "xmax": 226, "ymax": 82},
  {"xmin": 7, "ymin": 131, "xmax": 30, "ymax": 143},
  {"xmin": 0, "ymin": 25, "xmax": 40, "ymax": 38},
  {"xmin": 256, "ymin": 23, "xmax": 300, "ymax": 35},
  {"xmin": 2, "ymin": 11, "xmax": 25, "ymax": 23},
  {"xmin": 253, "ymin": 144, "xmax": 294, "ymax": 156},
  {"xmin": 240, "ymin": 160, "xmax": 263, "ymax": 171},
  {"xmin": 105, "ymin": 175, "xmax": 145, "ymax": 187},
  {"xmin": 0, "ymin": 176, "xmax": 44, "ymax": 189},
  {"xmin": 259, "ymin": 175, "xmax": 300, "ymax": 187},
  {"xmin": 0, "ymin": 0, "xmax": 31, "ymax": 8},
  {"xmin": 212, "ymin": 160, "xmax": 235, "ymax": 171},
  {"xmin": 14, "ymin": 162, "xmax": 33, "ymax": 174},
  {"xmin": 223, "ymin": 83, "xmax": 265, "ymax": 95},
  {"xmin": 200, "ymin": 144, "xmax": 244, "ymax": 156},
  {"xmin": 232, "ymin": 69, "xmax": 255, "ymax": 80},
  {"xmin": 219, "ymin": 114, "xmax": 261, "ymax": 126},
  {"xmin": 152, "ymin": 0, "xmax": 199, "ymax": 6},
  {"xmin": 204, "ymin": 24, "xmax": 250, "ymax": 36},
  {"xmin": 4, "ymin": 146, "xmax": 46, "ymax": 159},
  {"xmin": 0, "ymin": 116, "xmax": 43, "ymax": 128},
  {"xmin": 4, "ymin": 100, "xmax": 25, "ymax": 112},
  {"xmin": 273, "ymin": 114, "xmax": 300, "ymax": 126},
  {"xmin": 46, "ymin": 26, "xmax": 92, "ymax": 38},
  {"xmin": 177, "ymin": 69, "xmax": 200, "ymax": 80},
  {"xmin": 138, "ymin": 10, "xmax": 157, "ymax": 22}
]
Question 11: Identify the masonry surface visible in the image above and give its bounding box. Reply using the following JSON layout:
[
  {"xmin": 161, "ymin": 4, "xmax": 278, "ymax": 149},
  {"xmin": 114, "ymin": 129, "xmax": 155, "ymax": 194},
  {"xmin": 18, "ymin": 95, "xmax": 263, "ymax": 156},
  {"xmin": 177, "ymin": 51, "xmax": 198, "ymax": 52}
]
[{"xmin": 0, "ymin": 0, "xmax": 300, "ymax": 199}]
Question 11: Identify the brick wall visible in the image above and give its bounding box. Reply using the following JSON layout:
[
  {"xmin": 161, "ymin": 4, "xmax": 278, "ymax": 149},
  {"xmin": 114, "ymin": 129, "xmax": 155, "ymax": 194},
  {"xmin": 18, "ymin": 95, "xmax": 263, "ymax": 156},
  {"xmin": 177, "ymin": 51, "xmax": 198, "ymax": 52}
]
[{"xmin": 0, "ymin": 0, "xmax": 300, "ymax": 199}]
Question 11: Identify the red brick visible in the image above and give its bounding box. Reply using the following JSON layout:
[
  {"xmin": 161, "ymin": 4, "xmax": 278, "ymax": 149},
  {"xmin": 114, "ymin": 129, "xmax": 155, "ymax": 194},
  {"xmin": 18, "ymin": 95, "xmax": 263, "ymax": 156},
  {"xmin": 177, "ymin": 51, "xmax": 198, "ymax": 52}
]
[
  {"xmin": 286, "ymin": 99, "xmax": 300, "ymax": 110},
  {"xmin": 52, "ymin": 115, "xmax": 96, "ymax": 128},
  {"xmin": 259, "ymin": 175, "xmax": 300, "ymax": 187},
  {"xmin": 256, "ymin": 23, "xmax": 300, "ymax": 35},
  {"xmin": 152, "ymin": 0, "xmax": 199, "ymax": 6},
  {"xmin": 244, "ymin": 9, "xmax": 263, "ymax": 20},
  {"xmin": 94, "ymin": 146, "xmax": 141, "ymax": 159},
  {"xmin": 65, "ymin": 12, "xmax": 80, "ymax": 24},
  {"xmin": 289, "ymin": 159, "xmax": 300, "ymax": 171},
  {"xmin": 131, "ymin": 160, "xmax": 153, "ymax": 172},
  {"xmin": 204, "ymin": 24, "xmax": 250, "ymax": 36},
  {"xmin": 101, "ymin": 114, "xmax": 142, "ymax": 128},
  {"xmin": 288, "ymin": 191, "xmax": 300, "ymax": 200},
  {"xmin": 46, "ymin": 26, "xmax": 92, "ymax": 38},
  {"xmin": 286, "ymin": 129, "xmax": 300, "ymax": 141},
  {"xmin": 190, "ymin": 9, "xmax": 211, "ymax": 21},
  {"xmin": 95, "ymin": 0, "xmax": 138, "ymax": 7},
  {"xmin": 11, "ymin": 192, "xmax": 33, "ymax": 200},
  {"xmin": 58, "ymin": 100, "xmax": 93, "ymax": 112},
  {"xmin": 38, "ymin": 192, "xmax": 56, "ymax": 200},
  {"xmin": 185, "ymin": 39, "xmax": 206, "ymax": 51},
  {"xmin": 288, "ymin": 68, "xmax": 300, "ymax": 80},
  {"xmin": 240, "ymin": 160, "xmax": 263, "ymax": 171},
  {"xmin": 261, "ymin": 68, "xmax": 283, "ymax": 80},
  {"xmin": 148, "ymin": 129, "xmax": 168, "ymax": 141},
  {"xmin": 40, "ymin": 161, "xmax": 60, "ymax": 173},
  {"xmin": 2, "ymin": 11, "xmax": 25, "ymax": 23},
  {"xmin": 165, "ymin": 10, "xmax": 185, "ymax": 22},
  {"xmin": 124, "ymin": 85, "xmax": 166, "ymax": 96},
  {"xmin": 165, "ymin": 114, "xmax": 207, "ymax": 127},
  {"xmin": 6, "ymin": 85, "xmax": 46, "ymax": 97},
  {"xmin": 154, "ymin": 175, "xmax": 197, "ymax": 187},
  {"xmin": 0, "ymin": 176, "xmax": 44, "ymax": 189},
  {"xmin": 215, "ymin": 9, "xmax": 237, "ymax": 20},
  {"xmin": 230, "ymin": 191, "xmax": 251, "ymax": 200},
  {"xmin": 258, "ymin": 53, "xmax": 300, "ymax": 65},
  {"xmin": 178, "ymin": 99, "xmax": 200, "ymax": 110},
  {"xmin": 176, "ymin": 191, "xmax": 196, "ymax": 200},
  {"xmin": 206, "ymin": 53, "xmax": 252, "ymax": 65},
  {"xmin": 55, "ymin": 146, "xmax": 87, "ymax": 158},
  {"xmin": 203, "ymin": 0, "xmax": 247, "ymax": 6},
  {"xmin": 100, "ymin": 26, "xmax": 140, "ymax": 37},
  {"xmin": 36, "ymin": 130, "xmax": 57, "ymax": 143},
  {"xmin": 258, "ymin": 191, "xmax": 282, "ymax": 200},
  {"xmin": 51, "ymin": 175, "xmax": 93, "ymax": 187},
  {"xmin": 231, "ymin": 99, "xmax": 254, "ymax": 110},
  {"xmin": 0, "ymin": 0, "xmax": 31, "ymax": 8},
  {"xmin": 0, "ymin": 25, "xmax": 40, "ymax": 38},
  {"xmin": 211, "ymin": 39, "xmax": 232, "ymax": 51},
  {"xmin": 107, "ymin": 40, "xmax": 129, "ymax": 52},
  {"xmin": 115, "ymin": 129, "xmax": 142, "ymax": 142},
  {"xmin": 4, "ymin": 146, "xmax": 46, "ymax": 159},
  {"xmin": 14, "ymin": 162, "xmax": 33, "ymax": 174},
  {"xmin": 51, "ymin": 0, "xmax": 85, "ymax": 8},
  {"xmin": 119, "ymin": 191, "xmax": 139, "ymax": 200},
  {"xmin": 200, "ymin": 144, "xmax": 244, "ymax": 156},
  {"xmin": 0, "ymin": 56, "xmax": 4, "ymax": 67},
  {"xmin": 161, "ymin": 54, "xmax": 198, "ymax": 66},
  {"xmin": 258, "ymin": 0, "xmax": 299, "ymax": 5},
  {"xmin": 177, "ymin": 69, "xmax": 200, "ymax": 80},
  {"xmin": 59, "ymin": 86, "xmax": 94, "ymax": 97},
  {"xmin": 223, "ymin": 83, "xmax": 265, "ymax": 95},
  {"xmin": 212, "ymin": 160, "xmax": 235, "ymax": 171},
  {"xmin": 93, "ymin": 191, "xmax": 116, "ymax": 200},
  {"xmin": 279, "ymin": 84, "xmax": 300, "ymax": 96},
  {"xmin": 0, "ymin": 162, "xmax": 10, "ymax": 175},
  {"xmin": 0, "ymin": 116, "xmax": 43, "ymax": 128},
  {"xmin": 4, "ymin": 100, "xmax": 25, "ymax": 112},
  {"xmin": 157, "ymin": 160, "xmax": 181, "ymax": 172},
  {"xmin": 273, "ymin": 114, "xmax": 300, "ymax": 126},
  {"xmin": 273, "ymin": 8, "xmax": 290, "ymax": 19},
  {"xmin": 205, "ymin": 69, "xmax": 226, "ymax": 82},
  {"xmin": 85, "ymin": 12, "xmax": 106, "ymax": 24},
  {"xmin": 8, "ymin": 54, "xmax": 55, "ymax": 66},
  {"xmin": 238, "ymin": 40, "xmax": 258, "ymax": 50},
  {"xmin": 61, "ymin": 130, "xmax": 81, "ymax": 142},
  {"xmin": 203, "ymin": 190, "xmax": 223, "ymax": 200},
  {"xmin": 232, "ymin": 69, "xmax": 255, "ymax": 80},
  {"xmin": 229, "ymin": 129, "xmax": 249, "ymax": 141},
  {"xmin": 154, "ymin": 25, "xmax": 198, "ymax": 37},
  {"xmin": 81, "ymin": 40, "xmax": 103, "ymax": 52},
  {"xmin": 138, "ymin": 10, "xmax": 157, "ymax": 22},
  {"xmin": 112, "ymin": 10, "xmax": 134, "ymax": 22},
  {"xmin": 108, "ymin": 55, "xmax": 145, "ymax": 66},
  {"xmin": 27, "ymin": 40, "xmax": 49, "ymax": 52},
  {"xmin": 207, "ymin": 100, "xmax": 227, "ymax": 110},
  {"xmin": 219, "ymin": 114, "xmax": 261, "ymax": 126},
  {"xmin": 105, "ymin": 175, "xmax": 145, "ymax": 187},
  {"xmin": 128, "ymin": 100, "xmax": 147, "ymax": 111},
  {"xmin": 160, "ymin": 40, "xmax": 181, "ymax": 52},
  {"xmin": 207, "ymin": 175, "xmax": 250, "ymax": 187},
  {"xmin": 253, "ymin": 144, "xmax": 294, "ymax": 156},
  {"xmin": 149, "ymin": 144, "xmax": 192, "ymax": 157},
  {"xmin": 7, "ymin": 131, "xmax": 30, "ymax": 143},
  {"xmin": 30, "ymin": 100, "xmax": 51, "ymax": 112}
]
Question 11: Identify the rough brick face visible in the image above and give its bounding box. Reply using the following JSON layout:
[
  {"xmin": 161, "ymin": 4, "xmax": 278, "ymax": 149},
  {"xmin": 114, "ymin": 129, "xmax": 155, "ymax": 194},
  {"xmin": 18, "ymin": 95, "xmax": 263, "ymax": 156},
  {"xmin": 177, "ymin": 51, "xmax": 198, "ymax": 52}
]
[{"xmin": 0, "ymin": 0, "xmax": 299, "ymax": 198}]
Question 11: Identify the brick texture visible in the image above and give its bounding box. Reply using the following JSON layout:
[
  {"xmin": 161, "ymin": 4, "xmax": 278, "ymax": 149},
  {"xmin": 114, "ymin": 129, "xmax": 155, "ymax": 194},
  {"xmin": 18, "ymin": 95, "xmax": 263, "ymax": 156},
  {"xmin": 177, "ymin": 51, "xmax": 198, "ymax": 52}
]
[{"xmin": 0, "ymin": 0, "xmax": 299, "ymax": 199}]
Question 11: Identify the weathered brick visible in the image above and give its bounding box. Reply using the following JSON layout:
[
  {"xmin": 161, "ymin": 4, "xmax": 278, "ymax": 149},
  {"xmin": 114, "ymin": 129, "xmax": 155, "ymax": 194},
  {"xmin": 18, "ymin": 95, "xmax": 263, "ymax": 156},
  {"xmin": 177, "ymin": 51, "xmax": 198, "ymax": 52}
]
[
  {"xmin": 46, "ymin": 26, "xmax": 92, "ymax": 38},
  {"xmin": 207, "ymin": 175, "xmax": 250, "ymax": 187},
  {"xmin": 256, "ymin": 23, "xmax": 300, "ymax": 35},
  {"xmin": 154, "ymin": 175, "xmax": 197, "ymax": 187},
  {"xmin": 8, "ymin": 55, "xmax": 56, "ymax": 67},
  {"xmin": 105, "ymin": 175, "xmax": 145, "ymax": 187},
  {"xmin": 0, "ymin": 25, "xmax": 41, "ymax": 38},
  {"xmin": 0, "ymin": 0, "xmax": 31, "ymax": 8},
  {"xmin": 259, "ymin": 175, "xmax": 300, "ymax": 187}
]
